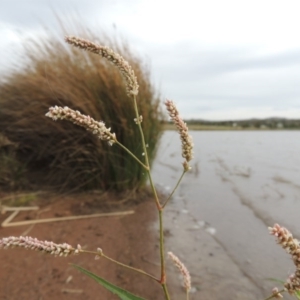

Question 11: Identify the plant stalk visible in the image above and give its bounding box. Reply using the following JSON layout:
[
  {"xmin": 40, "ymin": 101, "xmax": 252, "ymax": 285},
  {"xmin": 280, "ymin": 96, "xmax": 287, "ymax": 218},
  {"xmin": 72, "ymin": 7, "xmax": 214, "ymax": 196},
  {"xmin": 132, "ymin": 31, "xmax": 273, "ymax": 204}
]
[
  {"xmin": 132, "ymin": 95, "xmax": 161, "ymax": 209},
  {"xmin": 162, "ymin": 283, "xmax": 171, "ymax": 300},
  {"xmin": 162, "ymin": 170, "xmax": 186, "ymax": 208},
  {"xmin": 80, "ymin": 249, "xmax": 159, "ymax": 282},
  {"xmin": 263, "ymin": 289, "xmax": 285, "ymax": 300},
  {"xmin": 115, "ymin": 140, "xmax": 149, "ymax": 170},
  {"xmin": 132, "ymin": 95, "xmax": 150, "ymax": 168},
  {"xmin": 132, "ymin": 95, "xmax": 170, "ymax": 299}
]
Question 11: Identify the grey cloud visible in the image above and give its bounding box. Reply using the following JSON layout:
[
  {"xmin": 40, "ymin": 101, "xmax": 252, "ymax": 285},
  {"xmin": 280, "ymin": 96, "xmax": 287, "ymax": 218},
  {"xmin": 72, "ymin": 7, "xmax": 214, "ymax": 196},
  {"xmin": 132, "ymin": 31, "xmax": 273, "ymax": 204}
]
[
  {"xmin": 142, "ymin": 40, "xmax": 300, "ymax": 118},
  {"xmin": 0, "ymin": 0, "xmax": 112, "ymax": 33},
  {"xmin": 148, "ymin": 41, "xmax": 300, "ymax": 85}
]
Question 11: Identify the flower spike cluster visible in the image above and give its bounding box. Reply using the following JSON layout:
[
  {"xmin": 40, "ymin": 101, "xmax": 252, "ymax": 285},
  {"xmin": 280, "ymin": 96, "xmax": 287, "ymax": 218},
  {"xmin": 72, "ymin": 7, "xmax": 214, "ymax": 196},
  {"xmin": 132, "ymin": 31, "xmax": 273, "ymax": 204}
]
[
  {"xmin": 269, "ymin": 223, "xmax": 300, "ymax": 294},
  {"xmin": 0, "ymin": 236, "xmax": 81, "ymax": 257},
  {"xmin": 168, "ymin": 251, "xmax": 191, "ymax": 293},
  {"xmin": 165, "ymin": 100, "xmax": 193, "ymax": 171},
  {"xmin": 65, "ymin": 36, "xmax": 139, "ymax": 97},
  {"xmin": 46, "ymin": 106, "xmax": 116, "ymax": 146}
]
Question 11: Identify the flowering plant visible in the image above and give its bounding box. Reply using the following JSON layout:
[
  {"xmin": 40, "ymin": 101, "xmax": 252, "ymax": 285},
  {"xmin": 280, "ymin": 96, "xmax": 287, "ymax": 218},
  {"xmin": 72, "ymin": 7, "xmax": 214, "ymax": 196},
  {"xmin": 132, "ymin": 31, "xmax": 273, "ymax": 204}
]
[
  {"xmin": 1, "ymin": 36, "xmax": 298, "ymax": 300},
  {"xmin": 1, "ymin": 36, "xmax": 193, "ymax": 300}
]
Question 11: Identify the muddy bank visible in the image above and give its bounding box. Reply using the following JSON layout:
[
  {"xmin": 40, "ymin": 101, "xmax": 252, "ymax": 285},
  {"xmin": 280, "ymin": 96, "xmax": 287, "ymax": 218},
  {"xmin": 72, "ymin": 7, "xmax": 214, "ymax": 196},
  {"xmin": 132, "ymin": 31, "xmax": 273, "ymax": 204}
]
[{"xmin": 0, "ymin": 193, "xmax": 164, "ymax": 300}]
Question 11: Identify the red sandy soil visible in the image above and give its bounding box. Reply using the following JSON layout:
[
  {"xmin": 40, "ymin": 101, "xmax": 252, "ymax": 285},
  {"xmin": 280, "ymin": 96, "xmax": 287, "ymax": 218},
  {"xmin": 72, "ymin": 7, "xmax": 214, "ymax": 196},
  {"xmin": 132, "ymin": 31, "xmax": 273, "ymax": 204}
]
[{"xmin": 0, "ymin": 191, "xmax": 167, "ymax": 300}]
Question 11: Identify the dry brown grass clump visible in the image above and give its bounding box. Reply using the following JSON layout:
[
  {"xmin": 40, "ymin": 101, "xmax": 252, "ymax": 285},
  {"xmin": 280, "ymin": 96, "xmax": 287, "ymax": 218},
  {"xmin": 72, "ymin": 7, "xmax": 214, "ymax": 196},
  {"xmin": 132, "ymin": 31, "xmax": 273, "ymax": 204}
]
[{"xmin": 0, "ymin": 29, "xmax": 163, "ymax": 192}]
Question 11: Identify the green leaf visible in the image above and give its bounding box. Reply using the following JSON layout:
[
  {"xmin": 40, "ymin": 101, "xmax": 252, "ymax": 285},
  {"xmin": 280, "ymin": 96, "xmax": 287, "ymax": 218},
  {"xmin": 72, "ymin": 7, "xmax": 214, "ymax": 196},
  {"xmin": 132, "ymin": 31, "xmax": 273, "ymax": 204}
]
[
  {"xmin": 295, "ymin": 291, "xmax": 300, "ymax": 299},
  {"xmin": 266, "ymin": 278, "xmax": 285, "ymax": 284},
  {"xmin": 72, "ymin": 264, "xmax": 147, "ymax": 300}
]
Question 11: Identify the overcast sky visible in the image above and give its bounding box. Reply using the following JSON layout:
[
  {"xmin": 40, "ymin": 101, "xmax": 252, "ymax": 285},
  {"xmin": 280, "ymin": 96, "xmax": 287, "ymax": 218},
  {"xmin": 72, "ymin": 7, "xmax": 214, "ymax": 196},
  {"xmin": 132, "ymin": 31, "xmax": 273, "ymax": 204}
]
[{"xmin": 1, "ymin": 0, "xmax": 300, "ymax": 120}]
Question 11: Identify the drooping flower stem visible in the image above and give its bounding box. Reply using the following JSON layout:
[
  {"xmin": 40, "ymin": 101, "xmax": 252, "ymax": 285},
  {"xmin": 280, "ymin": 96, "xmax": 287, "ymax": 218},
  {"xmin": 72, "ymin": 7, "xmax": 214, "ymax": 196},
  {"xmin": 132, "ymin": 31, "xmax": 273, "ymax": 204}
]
[
  {"xmin": 45, "ymin": 106, "xmax": 148, "ymax": 170},
  {"xmin": 61, "ymin": 37, "xmax": 170, "ymax": 297},
  {"xmin": 114, "ymin": 140, "xmax": 149, "ymax": 170},
  {"xmin": 56, "ymin": 38, "xmax": 191, "ymax": 300},
  {"xmin": 79, "ymin": 248, "xmax": 160, "ymax": 282},
  {"xmin": 65, "ymin": 36, "xmax": 139, "ymax": 97},
  {"xmin": 102, "ymin": 253, "xmax": 159, "ymax": 281},
  {"xmin": 162, "ymin": 170, "xmax": 186, "ymax": 208}
]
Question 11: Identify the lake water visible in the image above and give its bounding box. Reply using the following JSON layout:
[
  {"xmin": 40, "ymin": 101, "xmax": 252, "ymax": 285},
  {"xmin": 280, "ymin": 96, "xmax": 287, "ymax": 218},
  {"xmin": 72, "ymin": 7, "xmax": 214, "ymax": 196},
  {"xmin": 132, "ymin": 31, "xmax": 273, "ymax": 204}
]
[{"xmin": 151, "ymin": 130, "xmax": 300, "ymax": 299}]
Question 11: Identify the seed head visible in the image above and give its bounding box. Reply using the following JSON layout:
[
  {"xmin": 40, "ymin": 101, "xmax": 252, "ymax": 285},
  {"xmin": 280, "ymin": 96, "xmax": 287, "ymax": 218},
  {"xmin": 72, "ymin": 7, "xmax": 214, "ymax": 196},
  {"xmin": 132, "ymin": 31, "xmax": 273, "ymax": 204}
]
[
  {"xmin": 0, "ymin": 236, "xmax": 81, "ymax": 257},
  {"xmin": 269, "ymin": 223, "xmax": 300, "ymax": 294},
  {"xmin": 65, "ymin": 36, "xmax": 139, "ymax": 97},
  {"xmin": 165, "ymin": 100, "xmax": 193, "ymax": 170},
  {"xmin": 46, "ymin": 106, "xmax": 116, "ymax": 146},
  {"xmin": 168, "ymin": 251, "xmax": 191, "ymax": 292}
]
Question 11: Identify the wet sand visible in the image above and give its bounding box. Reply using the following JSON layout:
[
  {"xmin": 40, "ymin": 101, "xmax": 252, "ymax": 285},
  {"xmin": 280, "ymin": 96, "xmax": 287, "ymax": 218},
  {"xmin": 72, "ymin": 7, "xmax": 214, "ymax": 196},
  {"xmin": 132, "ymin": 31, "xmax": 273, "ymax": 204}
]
[{"xmin": 152, "ymin": 131, "xmax": 300, "ymax": 299}]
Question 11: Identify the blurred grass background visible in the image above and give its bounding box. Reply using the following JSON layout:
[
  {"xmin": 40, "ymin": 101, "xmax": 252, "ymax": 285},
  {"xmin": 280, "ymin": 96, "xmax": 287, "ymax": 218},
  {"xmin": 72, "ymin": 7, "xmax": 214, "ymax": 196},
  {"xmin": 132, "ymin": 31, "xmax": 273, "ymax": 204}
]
[{"xmin": 0, "ymin": 25, "xmax": 163, "ymax": 193}]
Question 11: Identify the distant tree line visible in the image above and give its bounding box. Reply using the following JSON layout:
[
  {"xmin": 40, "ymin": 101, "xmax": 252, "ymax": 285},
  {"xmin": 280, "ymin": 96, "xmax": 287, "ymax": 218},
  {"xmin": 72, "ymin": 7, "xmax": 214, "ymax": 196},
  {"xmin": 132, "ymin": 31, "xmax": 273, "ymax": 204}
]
[{"xmin": 184, "ymin": 118, "xmax": 300, "ymax": 129}]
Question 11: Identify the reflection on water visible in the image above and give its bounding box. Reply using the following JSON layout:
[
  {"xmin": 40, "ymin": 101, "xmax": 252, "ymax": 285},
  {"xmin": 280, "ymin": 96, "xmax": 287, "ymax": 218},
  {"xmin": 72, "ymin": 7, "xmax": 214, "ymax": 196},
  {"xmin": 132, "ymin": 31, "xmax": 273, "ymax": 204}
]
[{"xmin": 152, "ymin": 131, "xmax": 300, "ymax": 299}]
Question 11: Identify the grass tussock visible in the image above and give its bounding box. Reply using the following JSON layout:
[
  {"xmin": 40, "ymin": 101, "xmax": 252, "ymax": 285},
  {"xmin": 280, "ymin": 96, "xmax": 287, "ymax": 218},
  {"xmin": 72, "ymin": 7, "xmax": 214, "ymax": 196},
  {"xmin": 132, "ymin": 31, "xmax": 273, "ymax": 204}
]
[{"xmin": 0, "ymin": 28, "xmax": 163, "ymax": 192}]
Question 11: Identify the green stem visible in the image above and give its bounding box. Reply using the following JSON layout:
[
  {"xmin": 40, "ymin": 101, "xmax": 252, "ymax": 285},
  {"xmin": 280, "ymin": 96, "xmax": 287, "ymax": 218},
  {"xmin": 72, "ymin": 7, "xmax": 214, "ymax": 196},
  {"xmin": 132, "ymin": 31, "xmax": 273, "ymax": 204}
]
[
  {"xmin": 158, "ymin": 209, "xmax": 170, "ymax": 300},
  {"xmin": 162, "ymin": 283, "xmax": 171, "ymax": 300},
  {"xmin": 263, "ymin": 289, "xmax": 285, "ymax": 300},
  {"xmin": 162, "ymin": 170, "xmax": 186, "ymax": 208},
  {"xmin": 132, "ymin": 94, "xmax": 161, "ymax": 209},
  {"xmin": 132, "ymin": 95, "xmax": 150, "ymax": 168},
  {"xmin": 131, "ymin": 95, "xmax": 170, "ymax": 299},
  {"xmin": 115, "ymin": 140, "xmax": 149, "ymax": 170},
  {"xmin": 80, "ymin": 249, "xmax": 159, "ymax": 282},
  {"xmin": 102, "ymin": 253, "xmax": 159, "ymax": 282},
  {"xmin": 158, "ymin": 209, "xmax": 165, "ymax": 280},
  {"xmin": 147, "ymin": 170, "xmax": 161, "ymax": 209}
]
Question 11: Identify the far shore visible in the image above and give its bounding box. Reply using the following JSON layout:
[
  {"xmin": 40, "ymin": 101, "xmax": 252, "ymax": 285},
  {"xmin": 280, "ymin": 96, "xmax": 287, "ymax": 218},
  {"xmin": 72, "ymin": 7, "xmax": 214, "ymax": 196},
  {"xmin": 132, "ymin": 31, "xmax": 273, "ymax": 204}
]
[{"xmin": 163, "ymin": 124, "xmax": 300, "ymax": 131}]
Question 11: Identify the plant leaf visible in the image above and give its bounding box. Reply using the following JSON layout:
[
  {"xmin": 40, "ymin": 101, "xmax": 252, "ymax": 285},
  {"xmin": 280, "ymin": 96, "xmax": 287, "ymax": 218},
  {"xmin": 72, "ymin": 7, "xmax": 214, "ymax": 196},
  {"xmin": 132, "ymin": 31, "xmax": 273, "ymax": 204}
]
[
  {"xmin": 266, "ymin": 278, "xmax": 285, "ymax": 284},
  {"xmin": 72, "ymin": 264, "xmax": 147, "ymax": 300}
]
